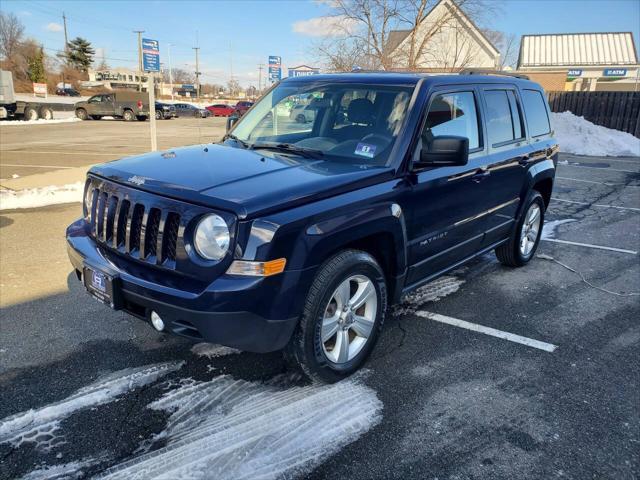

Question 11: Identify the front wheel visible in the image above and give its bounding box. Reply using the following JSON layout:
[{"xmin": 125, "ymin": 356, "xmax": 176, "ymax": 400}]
[
  {"xmin": 24, "ymin": 106, "xmax": 39, "ymax": 121},
  {"xmin": 123, "ymin": 109, "xmax": 135, "ymax": 121},
  {"xmin": 285, "ymin": 250, "xmax": 387, "ymax": 383},
  {"xmin": 155, "ymin": 110, "xmax": 163, "ymax": 120},
  {"xmin": 75, "ymin": 108, "xmax": 88, "ymax": 120},
  {"xmin": 495, "ymin": 191, "xmax": 545, "ymax": 267}
]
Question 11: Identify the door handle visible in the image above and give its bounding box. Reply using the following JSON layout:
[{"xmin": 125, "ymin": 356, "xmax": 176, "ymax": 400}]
[
  {"xmin": 471, "ymin": 169, "xmax": 491, "ymax": 183},
  {"xmin": 518, "ymin": 155, "xmax": 530, "ymax": 166}
]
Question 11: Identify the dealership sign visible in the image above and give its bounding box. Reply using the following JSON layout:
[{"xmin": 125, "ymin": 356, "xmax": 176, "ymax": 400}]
[
  {"xmin": 603, "ymin": 68, "xmax": 627, "ymax": 77},
  {"xmin": 268, "ymin": 56, "xmax": 282, "ymax": 83},
  {"xmin": 142, "ymin": 38, "xmax": 160, "ymax": 72}
]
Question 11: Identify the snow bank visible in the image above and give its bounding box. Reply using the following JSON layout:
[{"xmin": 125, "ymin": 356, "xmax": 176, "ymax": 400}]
[
  {"xmin": 0, "ymin": 362, "xmax": 182, "ymax": 452},
  {"xmin": 0, "ymin": 116, "xmax": 80, "ymax": 126},
  {"xmin": 0, "ymin": 182, "xmax": 84, "ymax": 210},
  {"xmin": 98, "ymin": 374, "xmax": 382, "ymax": 480},
  {"xmin": 551, "ymin": 111, "xmax": 640, "ymax": 157}
]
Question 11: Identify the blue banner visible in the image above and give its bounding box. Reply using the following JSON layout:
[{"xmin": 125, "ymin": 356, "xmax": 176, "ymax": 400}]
[
  {"xmin": 142, "ymin": 38, "xmax": 160, "ymax": 72},
  {"xmin": 603, "ymin": 68, "xmax": 627, "ymax": 77},
  {"xmin": 268, "ymin": 55, "xmax": 281, "ymax": 83}
]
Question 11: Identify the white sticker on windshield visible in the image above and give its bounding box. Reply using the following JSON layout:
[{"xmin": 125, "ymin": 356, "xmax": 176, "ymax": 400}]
[{"xmin": 355, "ymin": 143, "xmax": 377, "ymax": 158}]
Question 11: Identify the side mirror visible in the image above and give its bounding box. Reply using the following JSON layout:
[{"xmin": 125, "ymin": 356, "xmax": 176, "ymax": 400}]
[
  {"xmin": 415, "ymin": 135, "xmax": 469, "ymax": 168},
  {"xmin": 226, "ymin": 114, "xmax": 240, "ymax": 132}
]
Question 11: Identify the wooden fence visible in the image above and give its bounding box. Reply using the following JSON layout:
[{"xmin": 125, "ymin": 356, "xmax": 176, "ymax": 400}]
[{"xmin": 547, "ymin": 91, "xmax": 640, "ymax": 138}]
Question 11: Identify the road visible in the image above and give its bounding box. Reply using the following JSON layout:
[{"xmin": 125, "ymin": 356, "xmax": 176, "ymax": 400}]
[
  {"xmin": 0, "ymin": 117, "xmax": 227, "ymax": 180},
  {"xmin": 0, "ymin": 154, "xmax": 639, "ymax": 479}
]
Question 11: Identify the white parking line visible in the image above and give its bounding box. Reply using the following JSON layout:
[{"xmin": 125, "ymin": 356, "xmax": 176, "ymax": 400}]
[
  {"xmin": 0, "ymin": 163, "xmax": 74, "ymax": 169},
  {"xmin": 552, "ymin": 197, "xmax": 640, "ymax": 213},
  {"xmin": 541, "ymin": 238, "xmax": 638, "ymax": 255},
  {"xmin": 559, "ymin": 163, "xmax": 638, "ymax": 174},
  {"xmin": 564, "ymin": 157, "xmax": 640, "ymax": 164},
  {"xmin": 555, "ymin": 176, "xmax": 640, "ymax": 187},
  {"xmin": 415, "ymin": 311, "xmax": 557, "ymax": 352}
]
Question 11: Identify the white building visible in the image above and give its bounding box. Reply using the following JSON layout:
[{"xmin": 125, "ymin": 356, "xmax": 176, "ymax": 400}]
[
  {"xmin": 517, "ymin": 32, "xmax": 640, "ymax": 91},
  {"xmin": 386, "ymin": 0, "xmax": 500, "ymax": 71}
]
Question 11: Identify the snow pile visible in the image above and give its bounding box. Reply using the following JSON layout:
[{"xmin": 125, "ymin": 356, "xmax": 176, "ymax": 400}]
[
  {"xmin": 551, "ymin": 111, "xmax": 640, "ymax": 157},
  {"xmin": 98, "ymin": 374, "xmax": 382, "ymax": 480},
  {"xmin": 190, "ymin": 343, "xmax": 241, "ymax": 358},
  {"xmin": 0, "ymin": 115, "xmax": 80, "ymax": 126},
  {"xmin": 0, "ymin": 182, "xmax": 84, "ymax": 210},
  {"xmin": 0, "ymin": 362, "xmax": 182, "ymax": 452}
]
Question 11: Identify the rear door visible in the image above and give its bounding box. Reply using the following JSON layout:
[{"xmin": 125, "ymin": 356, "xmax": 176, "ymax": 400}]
[
  {"xmin": 404, "ymin": 86, "xmax": 491, "ymax": 287},
  {"xmin": 477, "ymin": 85, "xmax": 530, "ymax": 246}
]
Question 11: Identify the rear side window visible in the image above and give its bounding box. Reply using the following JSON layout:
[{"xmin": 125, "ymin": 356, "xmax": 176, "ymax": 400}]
[
  {"xmin": 522, "ymin": 89, "xmax": 551, "ymax": 137},
  {"xmin": 484, "ymin": 90, "xmax": 525, "ymax": 146},
  {"xmin": 424, "ymin": 91, "xmax": 480, "ymax": 150}
]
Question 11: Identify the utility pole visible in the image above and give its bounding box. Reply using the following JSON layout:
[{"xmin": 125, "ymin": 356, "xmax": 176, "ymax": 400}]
[
  {"xmin": 133, "ymin": 30, "xmax": 144, "ymax": 91},
  {"xmin": 193, "ymin": 47, "xmax": 200, "ymax": 99},
  {"xmin": 167, "ymin": 43, "xmax": 174, "ymax": 101},
  {"xmin": 62, "ymin": 12, "xmax": 69, "ymax": 51}
]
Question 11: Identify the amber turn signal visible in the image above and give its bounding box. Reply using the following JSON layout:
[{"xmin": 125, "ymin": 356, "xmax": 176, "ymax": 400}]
[{"xmin": 227, "ymin": 258, "xmax": 287, "ymax": 277}]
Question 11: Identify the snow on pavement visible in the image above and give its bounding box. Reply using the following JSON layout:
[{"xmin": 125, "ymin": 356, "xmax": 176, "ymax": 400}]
[
  {"xmin": 551, "ymin": 111, "xmax": 640, "ymax": 157},
  {"xmin": 190, "ymin": 343, "xmax": 242, "ymax": 358},
  {"xmin": 0, "ymin": 111, "xmax": 79, "ymax": 126},
  {"xmin": 97, "ymin": 374, "xmax": 382, "ymax": 480},
  {"xmin": 20, "ymin": 458, "xmax": 100, "ymax": 480},
  {"xmin": 541, "ymin": 219, "xmax": 577, "ymax": 240},
  {"xmin": 0, "ymin": 362, "xmax": 182, "ymax": 452},
  {"xmin": 0, "ymin": 182, "xmax": 83, "ymax": 210}
]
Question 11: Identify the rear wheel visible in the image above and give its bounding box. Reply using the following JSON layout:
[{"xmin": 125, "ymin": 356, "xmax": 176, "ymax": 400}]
[
  {"xmin": 495, "ymin": 191, "xmax": 545, "ymax": 267},
  {"xmin": 295, "ymin": 113, "xmax": 306, "ymax": 124},
  {"xmin": 24, "ymin": 106, "xmax": 39, "ymax": 121},
  {"xmin": 285, "ymin": 250, "xmax": 387, "ymax": 383},
  {"xmin": 136, "ymin": 115, "xmax": 148, "ymax": 121},
  {"xmin": 155, "ymin": 110, "xmax": 163, "ymax": 120},
  {"xmin": 75, "ymin": 108, "xmax": 88, "ymax": 120},
  {"xmin": 39, "ymin": 106, "xmax": 53, "ymax": 120},
  {"xmin": 123, "ymin": 109, "xmax": 135, "ymax": 121}
]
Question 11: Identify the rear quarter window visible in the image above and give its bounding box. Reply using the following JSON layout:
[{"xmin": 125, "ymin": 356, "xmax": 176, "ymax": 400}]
[{"xmin": 522, "ymin": 89, "xmax": 551, "ymax": 137}]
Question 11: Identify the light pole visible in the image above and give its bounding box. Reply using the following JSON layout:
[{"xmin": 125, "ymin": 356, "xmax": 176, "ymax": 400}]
[{"xmin": 167, "ymin": 43, "xmax": 174, "ymax": 100}]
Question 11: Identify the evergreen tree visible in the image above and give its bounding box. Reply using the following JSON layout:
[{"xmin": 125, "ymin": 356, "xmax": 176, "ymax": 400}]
[
  {"xmin": 64, "ymin": 37, "xmax": 95, "ymax": 72},
  {"xmin": 27, "ymin": 47, "xmax": 46, "ymax": 83}
]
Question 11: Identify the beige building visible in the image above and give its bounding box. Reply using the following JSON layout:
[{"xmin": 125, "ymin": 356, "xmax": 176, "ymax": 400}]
[
  {"xmin": 386, "ymin": 0, "xmax": 500, "ymax": 71},
  {"xmin": 517, "ymin": 32, "xmax": 640, "ymax": 92}
]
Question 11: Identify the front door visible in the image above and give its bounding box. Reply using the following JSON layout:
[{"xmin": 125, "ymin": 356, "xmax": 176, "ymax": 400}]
[{"xmin": 404, "ymin": 87, "xmax": 492, "ymax": 287}]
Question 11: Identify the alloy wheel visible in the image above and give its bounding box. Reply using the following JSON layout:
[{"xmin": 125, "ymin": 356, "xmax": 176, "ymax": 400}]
[
  {"xmin": 520, "ymin": 203, "xmax": 541, "ymax": 257},
  {"xmin": 321, "ymin": 275, "xmax": 377, "ymax": 364}
]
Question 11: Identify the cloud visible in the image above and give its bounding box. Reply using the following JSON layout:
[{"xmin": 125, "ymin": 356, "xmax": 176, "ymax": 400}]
[
  {"xmin": 292, "ymin": 15, "xmax": 358, "ymax": 37},
  {"xmin": 45, "ymin": 22, "xmax": 63, "ymax": 32},
  {"xmin": 19, "ymin": 10, "xmax": 32, "ymax": 17}
]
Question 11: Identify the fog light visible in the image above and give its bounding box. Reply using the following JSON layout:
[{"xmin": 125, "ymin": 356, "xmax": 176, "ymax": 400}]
[{"xmin": 150, "ymin": 311, "xmax": 165, "ymax": 331}]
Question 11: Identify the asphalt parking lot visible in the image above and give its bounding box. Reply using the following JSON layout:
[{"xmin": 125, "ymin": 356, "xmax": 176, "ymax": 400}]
[
  {"xmin": 0, "ymin": 117, "xmax": 227, "ymax": 180},
  {"xmin": 0, "ymin": 138, "xmax": 639, "ymax": 478}
]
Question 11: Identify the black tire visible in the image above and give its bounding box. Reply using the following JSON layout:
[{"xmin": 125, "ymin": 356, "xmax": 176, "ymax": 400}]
[
  {"xmin": 285, "ymin": 249, "xmax": 387, "ymax": 383},
  {"xmin": 495, "ymin": 191, "xmax": 545, "ymax": 267},
  {"xmin": 91, "ymin": 115, "xmax": 102, "ymax": 120},
  {"xmin": 39, "ymin": 106, "xmax": 53, "ymax": 120},
  {"xmin": 155, "ymin": 110, "xmax": 163, "ymax": 120},
  {"xmin": 75, "ymin": 108, "xmax": 88, "ymax": 120},
  {"xmin": 136, "ymin": 115, "xmax": 148, "ymax": 121},
  {"xmin": 123, "ymin": 109, "xmax": 135, "ymax": 121},
  {"xmin": 24, "ymin": 106, "xmax": 39, "ymax": 121},
  {"xmin": 295, "ymin": 114, "xmax": 306, "ymax": 124}
]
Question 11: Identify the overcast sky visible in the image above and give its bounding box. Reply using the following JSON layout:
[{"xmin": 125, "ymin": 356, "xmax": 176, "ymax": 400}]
[{"xmin": 2, "ymin": 0, "xmax": 639, "ymax": 86}]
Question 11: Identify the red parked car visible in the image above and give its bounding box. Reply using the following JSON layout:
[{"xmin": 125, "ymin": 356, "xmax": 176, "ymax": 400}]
[
  {"xmin": 233, "ymin": 101, "xmax": 254, "ymax": 116},
  {"xmin": 206, "ymin": 104, "xmax": 235, "ymax": 117}
]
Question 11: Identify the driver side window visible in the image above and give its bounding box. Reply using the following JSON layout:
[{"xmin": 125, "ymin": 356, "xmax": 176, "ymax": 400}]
[{"xmin": 424, "ymin": 91, "xmax": 480, "ymax": 150}]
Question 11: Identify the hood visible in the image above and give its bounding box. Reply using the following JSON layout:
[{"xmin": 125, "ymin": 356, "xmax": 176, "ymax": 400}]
[{"xmin": 89, "ymin": 144, "xmax": 393, "ymax": 219}]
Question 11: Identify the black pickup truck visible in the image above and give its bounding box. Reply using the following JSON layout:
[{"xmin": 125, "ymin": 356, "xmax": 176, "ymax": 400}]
[
  {"xmin": 75, "ymin": 91, "xmax": 149, "ymax": 121},
  {"xmin": 67, "ymin": 72, "xmax": 557, "ymax": 382}
]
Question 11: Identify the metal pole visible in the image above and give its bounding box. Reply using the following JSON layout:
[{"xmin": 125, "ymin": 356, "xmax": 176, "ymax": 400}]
[
  {"xmin": 62, "ymin": 12, "xmax": 69, "ymax": 51},
  {"xmin": 168, "ymin": 43, "xmax": 174, "ymax": 101},
  {"xmin": 148, "ymin": 75, "xmax": 157, "ymax": 152},
  {"xmin": 134, "ymin": 30, "xmax": 144, "ymax": 91},
  {"xmin": 193, "ymin": 47, "xmax": 200, "ymax": 99}
]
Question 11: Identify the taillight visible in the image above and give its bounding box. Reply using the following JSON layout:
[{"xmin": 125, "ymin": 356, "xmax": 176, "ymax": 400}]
[{"xmin": 137, "ymin": 100, "xmax": 143, "ymax": 109}]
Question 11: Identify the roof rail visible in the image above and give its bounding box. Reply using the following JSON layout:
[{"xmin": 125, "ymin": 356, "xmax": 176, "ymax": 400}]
[{"xmin": 459, "ymin": 68, "xmax": 530, "ymax": 80}]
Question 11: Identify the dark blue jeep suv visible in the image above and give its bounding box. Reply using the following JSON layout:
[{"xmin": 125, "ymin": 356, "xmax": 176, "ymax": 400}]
[{"xmin": 66, "ymin": 72, "xmax": 557, "ymax": 382}]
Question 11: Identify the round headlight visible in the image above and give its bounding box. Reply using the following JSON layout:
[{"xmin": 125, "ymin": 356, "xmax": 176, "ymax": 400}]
[{"xmin": 194, "ymin": 214, "xmax": 230, "ymax": 261}]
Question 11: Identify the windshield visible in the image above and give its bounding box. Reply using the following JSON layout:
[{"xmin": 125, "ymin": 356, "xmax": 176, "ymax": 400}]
[{"xmin": 229, "ymin": 81, "xmax": 414, "ymax": 166}]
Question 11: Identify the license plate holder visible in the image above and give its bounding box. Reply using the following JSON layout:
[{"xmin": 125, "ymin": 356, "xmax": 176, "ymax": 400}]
[{"xmin": 83, "ymin": 266, "xmax": 122, "ymax": 309}]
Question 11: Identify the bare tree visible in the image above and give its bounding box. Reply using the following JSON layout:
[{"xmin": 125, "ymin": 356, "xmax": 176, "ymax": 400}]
[
  {"xmin": 483, "ymin": 30, "xmax": 518, "ymax": 69},
  {"xmin": 163, "ymin": 68, "xmax": 194, "ymax": 84},
  {"xmin": 316, "ymin": 0, "xmax": 499, "ymax": 72},
  {"xmin": 226, "ymin": 78, "xmax": 242, "ymax": 97},
  {"xmin": 0, "ymin": 12, "xmax": 25, "ymax": 63}
]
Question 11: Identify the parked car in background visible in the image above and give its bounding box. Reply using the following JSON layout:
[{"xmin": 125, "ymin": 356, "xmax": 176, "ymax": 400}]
[
  {"xmin": 56, "ymin": 87, "xmax": 80, "ymax": 97},
  {"xmin": 289, "ymin": 103, "xmax": 315, "ymax": 123},
  {"xmin": 66, "ymin": 72, "xmax": 557, "ymax": 383},
  {"xmin": 174, "ymin": 103, "xmax": 210, "ymax": 118},
  {"xmin": 206, "ymin": 104, "xmax": 235, "ymax": 117},
  {"xmin": 75, "ymin": 91, "xmax": 149, "ymax": 121},
  {"xmin": 155, "ymin": 102, "xmax": 176, "ymax": 120},
  {"xmin": 233, "ymin": 101, "xmax": 254, "ymax": 116}
]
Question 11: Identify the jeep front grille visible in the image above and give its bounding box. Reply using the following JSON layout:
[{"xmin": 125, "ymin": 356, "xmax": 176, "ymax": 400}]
[{"xmin": 88, "ymin": 187, "xmax": 181, "ymax": 267}]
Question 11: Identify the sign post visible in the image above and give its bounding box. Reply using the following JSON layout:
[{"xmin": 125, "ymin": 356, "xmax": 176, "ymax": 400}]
[{"xmin": 142, "ymin": 38, "xmax": 160, "ymax": 152}]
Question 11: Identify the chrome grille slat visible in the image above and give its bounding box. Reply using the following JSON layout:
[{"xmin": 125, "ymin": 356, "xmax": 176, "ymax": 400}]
[{"xmin": 88, "ymin": 180, "xmax": 183, "ymax": 271}]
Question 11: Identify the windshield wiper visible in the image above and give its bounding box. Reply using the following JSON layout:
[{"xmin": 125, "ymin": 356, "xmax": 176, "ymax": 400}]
[
  {"xmin": 248, "ymin": 142, "xmax": 324, "ymax": 159},
  {"xmin": 224, "ymin": 134, "xmax": 250, "ymax": 149}
]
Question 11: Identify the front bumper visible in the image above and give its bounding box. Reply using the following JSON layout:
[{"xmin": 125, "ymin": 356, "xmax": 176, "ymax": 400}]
[{"xmin": 66, "ymin": 219, "xmax": 306, "ymax": 353}]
